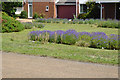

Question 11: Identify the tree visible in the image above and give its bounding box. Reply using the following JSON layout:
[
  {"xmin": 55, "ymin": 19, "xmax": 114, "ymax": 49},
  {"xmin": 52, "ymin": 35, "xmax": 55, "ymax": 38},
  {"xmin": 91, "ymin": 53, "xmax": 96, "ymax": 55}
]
[
  {"xmin": 78, "ymin": 2, "xmax": 100, "ymax": 19},
  {"xmin": 2, "ymin": 2, "xmax": 22, "ymax": 17}
]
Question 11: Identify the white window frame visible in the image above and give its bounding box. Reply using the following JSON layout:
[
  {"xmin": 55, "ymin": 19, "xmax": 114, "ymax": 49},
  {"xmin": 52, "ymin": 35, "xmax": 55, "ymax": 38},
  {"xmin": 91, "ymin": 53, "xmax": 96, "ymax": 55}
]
[{"xmin": 46, "ymin": 6, "xmax": 49, "ymax": 11}]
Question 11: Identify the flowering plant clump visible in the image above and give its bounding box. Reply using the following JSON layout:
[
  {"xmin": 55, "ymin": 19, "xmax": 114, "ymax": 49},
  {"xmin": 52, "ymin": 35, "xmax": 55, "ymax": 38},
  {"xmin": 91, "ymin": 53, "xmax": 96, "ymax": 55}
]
[
  {"xmin": 29, "ymin": 30, "xmax": 120, "ymax": 50},
  {"xmin": 62, "ymin": 30, "xmax": 79, "ymax": 44},
  {"xmin": 36, "ymin": 18, "xmax": 119, "ymax": 28}
]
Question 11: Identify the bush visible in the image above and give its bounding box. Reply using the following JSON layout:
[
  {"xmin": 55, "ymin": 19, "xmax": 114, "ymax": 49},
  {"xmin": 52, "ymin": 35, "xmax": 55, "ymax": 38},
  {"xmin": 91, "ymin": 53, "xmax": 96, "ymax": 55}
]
[
  {"xmin": 13, "ymin": 14, "xmax": 21, "ymax": 19},
  {"xmin": 29, "ymin": 30, "xmax": 120, "ymax": 50},
  {"xmin": 2, "ymin": 12, "xmax": 24, "ymax": 33},
  {"xmin": 77, "ymin": 13, "xmax": 87, "ymax": 19},
  {"xmin": 33, "ymin": 22, "xmax": 45, "ymax": 28},
  {"xmin": 97, "ymin": 20, "xmax": 119, "ymax": 28},
  {"xmin": 22, "ymin": 22, "xmax": 33, "ymax": 29},
  {"xmin": 62, "ymin": 30, "xmax": 79, "ymax": 45},
  {"xmin": 35, "ymin": 18, "xmax": 119, "ymax": 29},
  {"xmin": 22, "ymin": 22, "xmax": 45, "ymax": 29},
  {"xmin": 20, "ymin": 11, "xmax": 28, "ymax": 19},
  {"xmin": 39, "ymin": 13, "xmax": 45, "ymax": 19},
  {"xmin": 75, "ymin": 40, "xmax": 90, "ymax": 47},
  {"xmin": 33, "ymin": 13, "xmax": 39, "ymax": 19}
]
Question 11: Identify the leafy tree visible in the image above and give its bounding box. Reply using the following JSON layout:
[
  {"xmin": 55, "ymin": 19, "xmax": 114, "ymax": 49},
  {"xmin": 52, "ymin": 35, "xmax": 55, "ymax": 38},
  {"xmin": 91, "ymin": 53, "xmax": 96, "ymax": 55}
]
[
  {"xmin": 78, "ymin": 2, "xmax": 100, "ymax": 19},
  {"xmin": 2, "ymin": 2, "xmax": 22, "ymax": 17}
]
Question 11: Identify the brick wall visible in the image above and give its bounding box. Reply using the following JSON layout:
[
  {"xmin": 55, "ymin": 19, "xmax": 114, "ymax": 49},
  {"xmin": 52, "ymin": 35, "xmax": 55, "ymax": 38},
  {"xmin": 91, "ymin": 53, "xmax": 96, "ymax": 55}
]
[{"xmin": 23, "ymin": 2, "xmax": 56, "ymax": 18}]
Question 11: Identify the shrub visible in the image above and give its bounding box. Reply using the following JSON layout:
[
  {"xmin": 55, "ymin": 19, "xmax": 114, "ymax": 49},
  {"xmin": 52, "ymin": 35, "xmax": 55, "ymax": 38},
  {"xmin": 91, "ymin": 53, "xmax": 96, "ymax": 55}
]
[
  {"xmin": 90, "ymin": 32, "xmax": 109, "ymax": 49},
  {"xmin": 22, "ymin": 22, "xmax": 45, "ymax": 29},
  {"xmin": 33, "ymin": 23, "xmax": 45, "ymax": 28},
  {"xmin": 2, "ymin": 12, "xmax": 24, "ymax": 33},
  {"xmin": 35, "ymin": 18, "xmax": 119, "ymax": 29},
  {"xmin": 97, "ymin": 20, "xmax": 119, "ymax": 28},
  {"xmin": 29, "ymin": 30, "xmax": 120, "ymax": 50},
  {"xmin": 20, "ymin": 11, "xmax": 28, "ymax": 18},
  {"xmin": 72, "ymin": 19, "xmax": 80, "ymax": 24},
  {"xmin": 33, "ymin": 13, "xmax": 39, "ymax": 19},
  {"xmin": 39, "ymin": 13, "xmax": 45, "ymax": 19},
  {"xmin": 13, "ymin": 14, "xmax": 21, "ymax": 19},
  {"xmin": 22, "ymin": 22, "xmax": 33, "ymax": 29},
  {"xmin": 77, "ymin": 13, "xmax": 87, "ymax": 19},
  {"xmin": 62, "ymin": 30, "xmax": 79, "ymax": 45},
  {"xmin": 75, "ymin": 40, "xmax": 90, "ymax": 47},
  {"xmin": 109, "ymin": 34, "xmax": 119, "ymax": 49}
]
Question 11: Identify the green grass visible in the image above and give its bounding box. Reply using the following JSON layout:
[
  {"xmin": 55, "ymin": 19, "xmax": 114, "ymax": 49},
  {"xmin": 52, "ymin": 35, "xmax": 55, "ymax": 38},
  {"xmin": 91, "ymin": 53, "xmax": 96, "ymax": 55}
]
[
  {"xmin": 2, "ymin": 23, "xmax": 118, "ymax": 65},
  {"xmin": 41, "ymin": 23, "xmax": 118, "ymax": 35}
]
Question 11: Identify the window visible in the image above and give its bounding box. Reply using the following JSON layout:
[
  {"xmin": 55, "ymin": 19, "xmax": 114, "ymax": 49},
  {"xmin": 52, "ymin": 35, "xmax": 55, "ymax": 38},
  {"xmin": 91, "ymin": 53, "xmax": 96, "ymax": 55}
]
[
  {"xmin": 28, "ymin": 0, "xmax": 33, "ymax": 4},
  {"xmin": 28, "ymin": 2, "xmax": 32, "ymax": 4},
  {"xmin": 46, "ymin": 6, "xmax": 49, "ymax": 11},
  {"xmin": 80, "ymin": 4, "xmax": 87, "ymax": 14}
]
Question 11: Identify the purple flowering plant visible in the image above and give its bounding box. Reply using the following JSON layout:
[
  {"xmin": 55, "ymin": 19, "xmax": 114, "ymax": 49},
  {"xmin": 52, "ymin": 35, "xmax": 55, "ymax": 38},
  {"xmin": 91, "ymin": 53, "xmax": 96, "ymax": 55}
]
[{"xmin": 29, "ymin": 30, "xmax": 120, "ymax": 50}]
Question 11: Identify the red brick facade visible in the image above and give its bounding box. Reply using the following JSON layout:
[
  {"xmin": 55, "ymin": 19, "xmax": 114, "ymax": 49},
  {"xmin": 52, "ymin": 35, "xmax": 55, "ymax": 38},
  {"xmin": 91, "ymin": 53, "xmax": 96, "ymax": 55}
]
[
  {"xmin": 23, "ymin": 1, "xmax": 79, "ymax": 19},
  {"xmin": 23, "ymin": 2, "xmax": 56, "ymax": 18}
]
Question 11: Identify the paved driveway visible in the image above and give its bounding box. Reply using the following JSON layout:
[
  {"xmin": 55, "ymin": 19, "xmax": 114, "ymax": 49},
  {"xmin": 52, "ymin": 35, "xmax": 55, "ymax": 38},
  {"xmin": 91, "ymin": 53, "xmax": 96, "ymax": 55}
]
[{"xmin": 2, "ymin": 52, "xmax": 118, "ymax": 78}]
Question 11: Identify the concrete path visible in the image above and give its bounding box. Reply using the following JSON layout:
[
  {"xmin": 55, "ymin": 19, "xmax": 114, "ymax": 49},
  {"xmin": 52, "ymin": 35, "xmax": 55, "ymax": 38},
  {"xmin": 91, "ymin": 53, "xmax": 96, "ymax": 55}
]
[
  {"xmin": 16, "ymin": 18, "xmax": 33, "ymax": 23},
  {"xmin": 2, "ymin": 52, "xmax": 118, "ymax": 78}
]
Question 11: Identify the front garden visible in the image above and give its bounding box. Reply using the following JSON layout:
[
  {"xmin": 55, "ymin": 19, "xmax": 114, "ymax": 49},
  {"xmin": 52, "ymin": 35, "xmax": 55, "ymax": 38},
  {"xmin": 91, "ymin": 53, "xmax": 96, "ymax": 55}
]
[
  {"xmin": 1, "ymin": 14, "xmax": 119, "ymax": 65},
  {"xmin": 1, "ymin": 11, "xmax": 119, "ymax": 65}
]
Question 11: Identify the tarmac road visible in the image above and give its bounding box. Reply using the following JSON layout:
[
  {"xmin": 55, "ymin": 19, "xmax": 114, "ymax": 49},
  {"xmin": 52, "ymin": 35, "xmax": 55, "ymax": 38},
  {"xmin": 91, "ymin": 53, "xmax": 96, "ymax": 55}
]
[{"xmin": 2, "ymin": 52, "xmax": 118, "ymax": 78}]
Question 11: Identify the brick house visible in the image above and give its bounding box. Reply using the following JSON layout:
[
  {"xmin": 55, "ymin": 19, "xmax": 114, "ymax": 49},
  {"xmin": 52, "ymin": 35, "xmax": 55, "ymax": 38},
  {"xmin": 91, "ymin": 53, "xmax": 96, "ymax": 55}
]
[
  {"xmin": 22, "ymin": 0, "xmax": 120, "ymax": 19},
  {"xmin": 23, "ymin": 0, "xmax": 88, "ymax": 19}
]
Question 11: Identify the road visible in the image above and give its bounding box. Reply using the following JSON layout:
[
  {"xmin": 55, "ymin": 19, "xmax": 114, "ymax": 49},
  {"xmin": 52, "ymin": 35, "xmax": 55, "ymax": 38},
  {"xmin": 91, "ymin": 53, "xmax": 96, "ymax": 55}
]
[{"xmin": 2, "ymin": 52, "xmax": 118, "ymax": 78}]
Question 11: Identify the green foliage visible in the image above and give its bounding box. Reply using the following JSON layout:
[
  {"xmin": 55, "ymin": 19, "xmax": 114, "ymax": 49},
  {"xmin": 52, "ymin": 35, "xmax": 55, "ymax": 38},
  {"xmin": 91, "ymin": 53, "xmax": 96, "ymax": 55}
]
[
  {"xmin": 22, "ymin": 22, "xmax": 33, "ymax": 29},
  {"xmin": 77, "ymin": 13, "xmax": 87, "ymax": 19},
  {"xmin": 2, "ymin": 2, "xmax": 22, "ymax": 17},
  {"xmin": 2, "ymin": 24, "xmax": 118, "ymax": 65},
  {"xmin": 2, "ymin": 12, "xmax": 24, "ymax": 33},
  {"xmin": 97, "ymin": 20, "xmax": 119, "ymax": 28},
  {"xmin": 75, "ymin": 40, "xmax": 90, "ymax": 47},
  {"xmin": 13, "ymin": 14, "xmax": 21, "ymax": 19},
  {"xmin": 20, "ymin": 11, "xmax": 28, "ymax": 19},
  {"xmin": 22, "ymin": 22, "xmax": 45, "ymax": 29},
  {"xmin": 33, "ymin": 13, "xmax": 39, "ymax": 19},
  {"xmin": 34, "ymin": 23, "xmax": 45, "ymax": 28},
  {"xmin": 39, "ymin": 13, "xmax": 45, "ymax": 19},
  {"xmin": 62, "ymin": 33, "xmax": 78, "ymax": 45},
  {"xmin": 77, "ymin": 2, "xmax": 100, "ymax": 19}
]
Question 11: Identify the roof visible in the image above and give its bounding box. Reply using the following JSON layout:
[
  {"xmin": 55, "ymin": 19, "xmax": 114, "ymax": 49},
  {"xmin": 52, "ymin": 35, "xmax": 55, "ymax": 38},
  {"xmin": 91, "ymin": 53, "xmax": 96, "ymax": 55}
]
[
  {"xmin": 89, "ymin": 0, "xmax": 120, "ymax": 3},
  {"xmin": 57, "ymin": 0, "xmax": 76, "ymax": 2},
  {"xmin": 56, "ymin": 0, "xmax": 76, "ymax": 5}
]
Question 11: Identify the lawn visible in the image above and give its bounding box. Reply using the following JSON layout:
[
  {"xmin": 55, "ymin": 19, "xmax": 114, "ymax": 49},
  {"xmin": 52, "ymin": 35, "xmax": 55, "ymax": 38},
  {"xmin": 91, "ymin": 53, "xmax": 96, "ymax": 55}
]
[
  {"xmin": 2, "ymin": 23, "xmax": 118, "ymax": 65},
  {"xmin": 40, "ymin": 23, "xmax": 118, "ymax": 35}
]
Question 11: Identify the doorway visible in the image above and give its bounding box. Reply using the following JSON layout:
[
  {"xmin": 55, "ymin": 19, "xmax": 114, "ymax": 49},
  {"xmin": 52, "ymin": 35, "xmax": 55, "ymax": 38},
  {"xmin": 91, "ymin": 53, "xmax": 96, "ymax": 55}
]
[{"xmin": 28, "ymin": 3, "xmax": 33, "ymax": 18}]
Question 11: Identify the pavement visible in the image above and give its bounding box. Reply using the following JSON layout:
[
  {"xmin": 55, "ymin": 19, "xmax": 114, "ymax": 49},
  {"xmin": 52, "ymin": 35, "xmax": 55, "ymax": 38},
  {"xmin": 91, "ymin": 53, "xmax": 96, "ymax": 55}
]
[
  {"xmin": 2, "ymin": 52, "xmax": 118, "ymax": 78},
  {"xmin": 16, "ymin": 18, "xmax": 33, "ymax": 23}
]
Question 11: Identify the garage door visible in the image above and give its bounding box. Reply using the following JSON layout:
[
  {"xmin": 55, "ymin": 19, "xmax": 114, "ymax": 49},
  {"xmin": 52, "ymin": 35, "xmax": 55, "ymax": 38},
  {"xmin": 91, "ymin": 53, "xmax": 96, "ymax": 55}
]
[{"xmin": 57, "ymin": 5, "xmax": 76, "ymax": 19}]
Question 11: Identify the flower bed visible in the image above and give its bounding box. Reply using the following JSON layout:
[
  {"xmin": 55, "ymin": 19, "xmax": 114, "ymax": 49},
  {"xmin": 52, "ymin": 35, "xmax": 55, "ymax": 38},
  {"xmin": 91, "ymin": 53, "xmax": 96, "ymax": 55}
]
[
  {"xmin": 22, "ymin": 22, "xmax": 45, "ymax": 29},
  {"xmin": 29, "ymin": 30, "xmax": 120, "ymax": 50},
  {"xmin": 35, "ymin": 18, "xmax": 120, "ymax": 28}
]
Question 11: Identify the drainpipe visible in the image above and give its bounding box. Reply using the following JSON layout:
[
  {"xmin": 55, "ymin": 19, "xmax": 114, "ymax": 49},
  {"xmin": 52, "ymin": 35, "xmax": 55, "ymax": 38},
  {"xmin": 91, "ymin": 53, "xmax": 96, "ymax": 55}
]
[
  {"xmin": 100, "ymin": 3, "xmax": 103, "ymax": 20},
  {"xmin": 76, "ymin": 0, "xmax": 77, "ymax": 17}
]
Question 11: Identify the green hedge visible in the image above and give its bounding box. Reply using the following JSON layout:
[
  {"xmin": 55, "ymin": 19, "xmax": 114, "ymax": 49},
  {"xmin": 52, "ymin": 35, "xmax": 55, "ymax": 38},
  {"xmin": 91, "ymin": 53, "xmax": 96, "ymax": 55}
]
[{"xmin": 2, "ymin": 12, "xmax": 24, "ymax": 33}]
